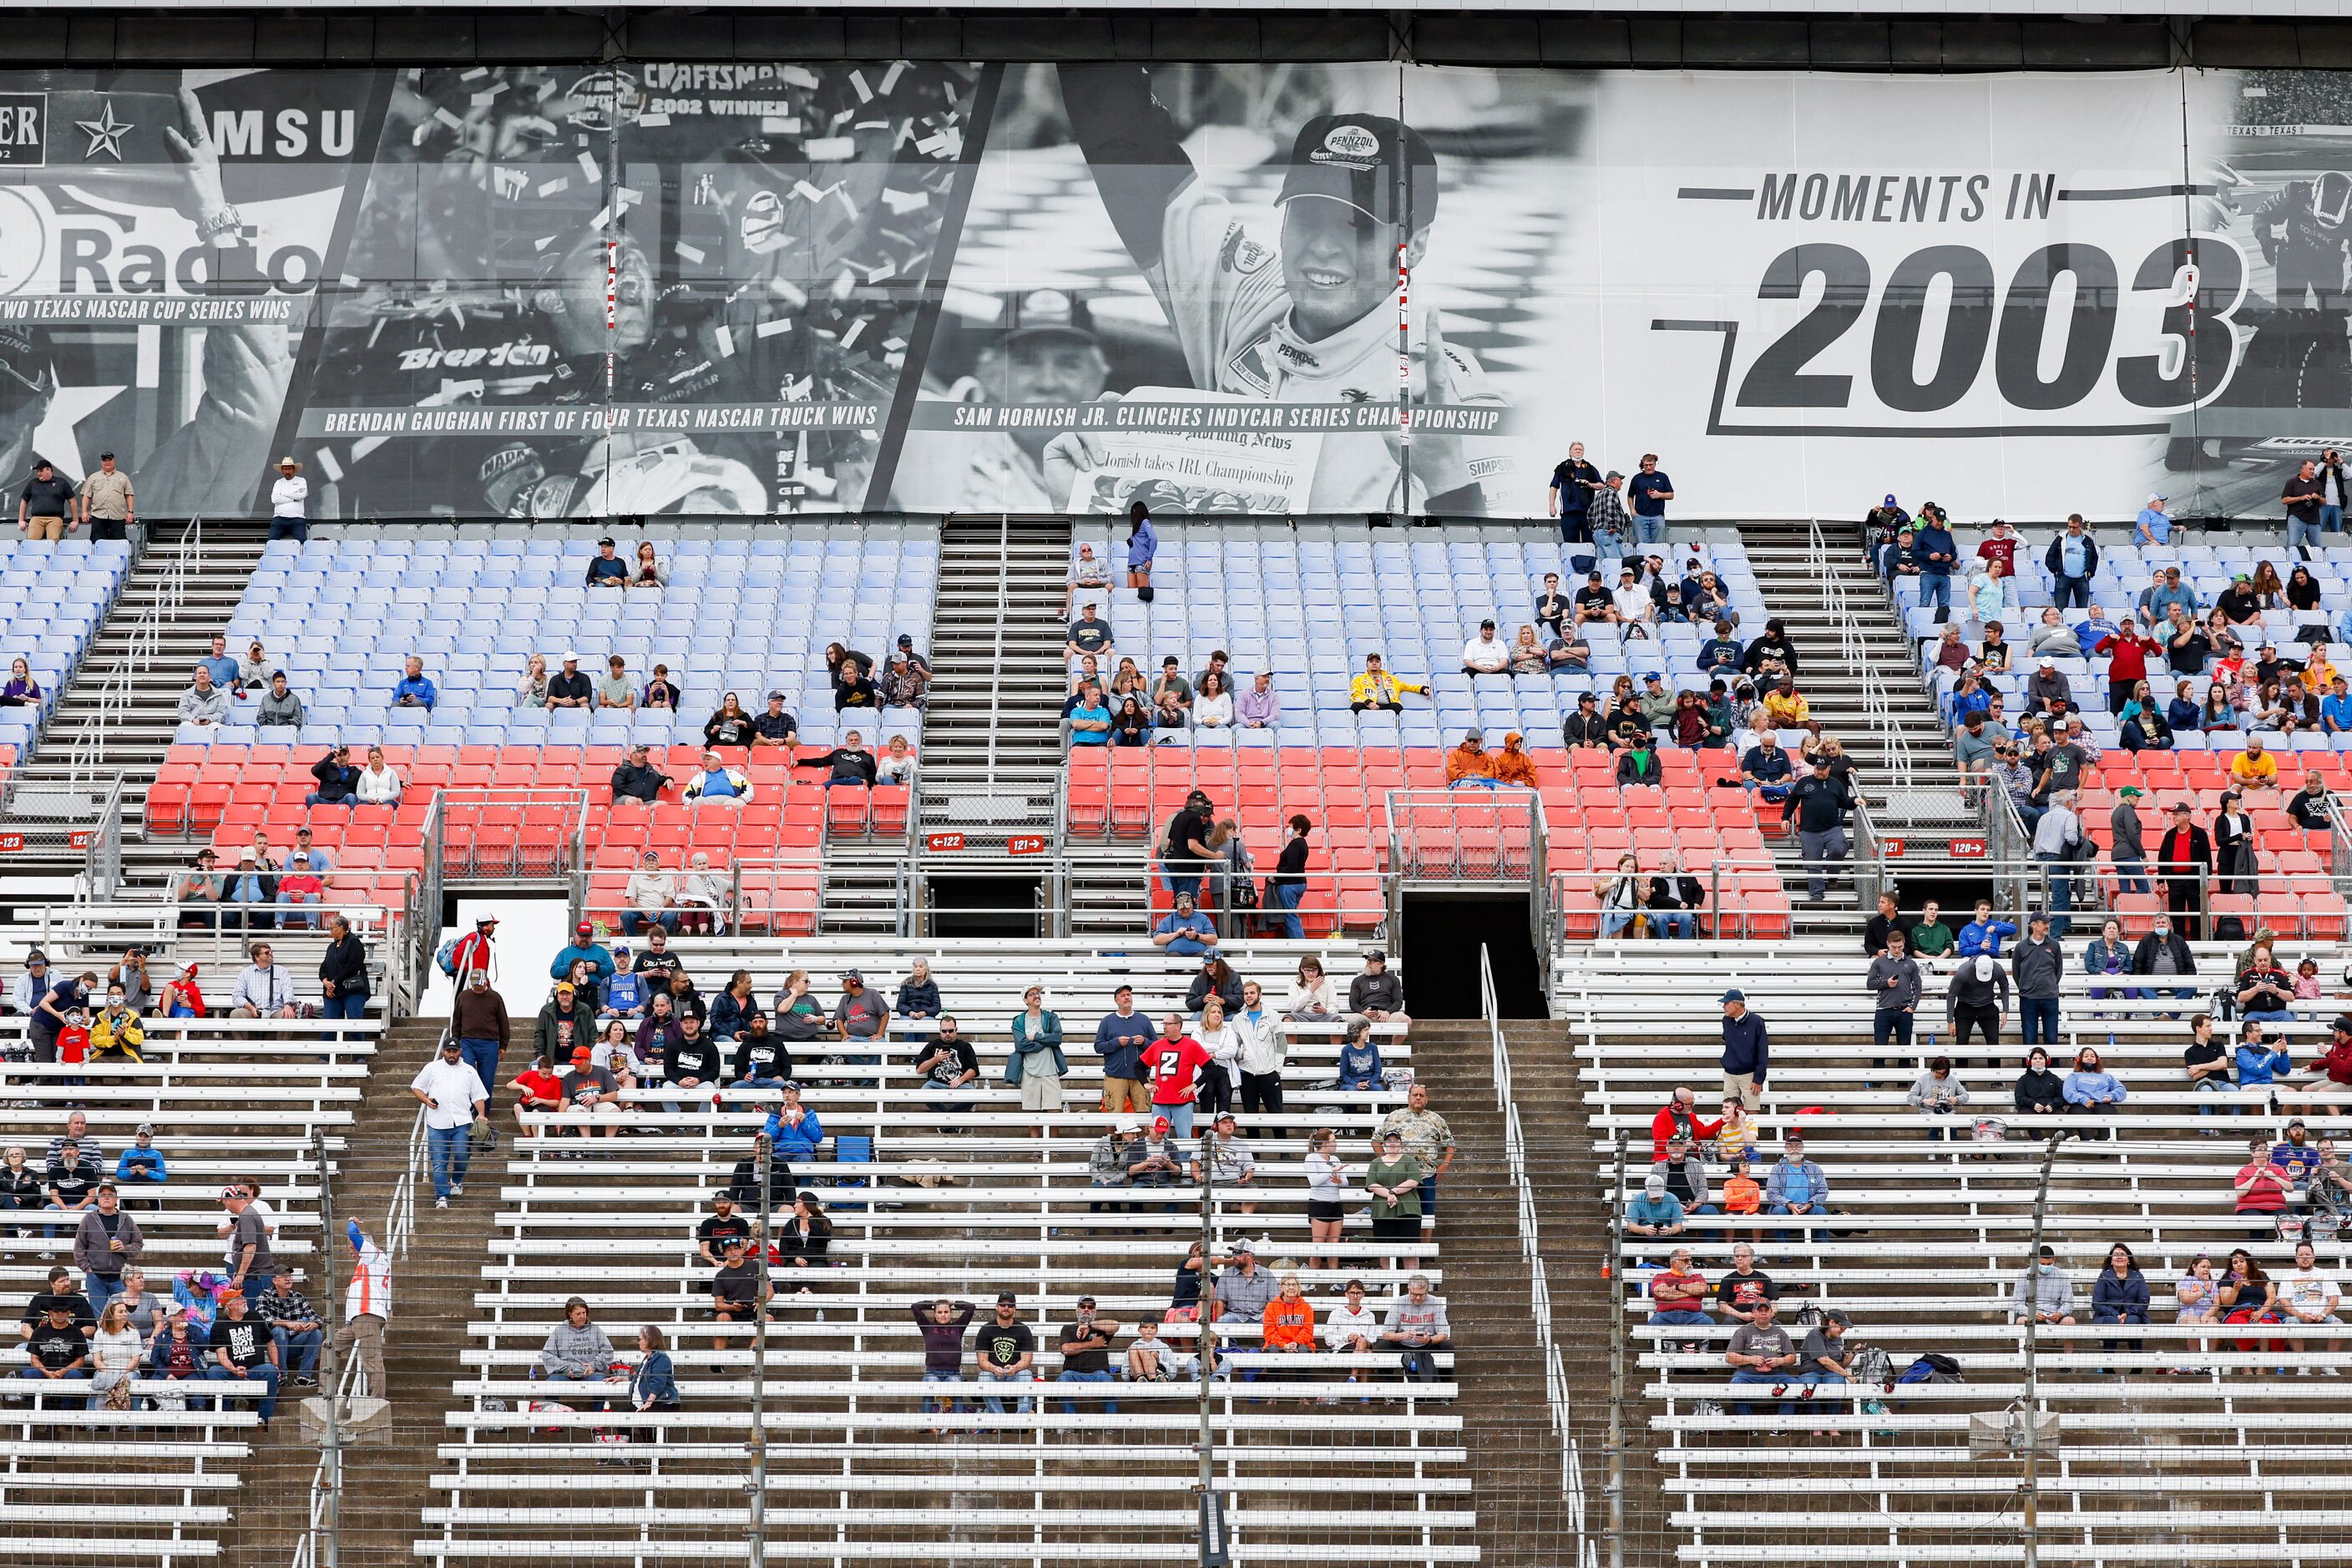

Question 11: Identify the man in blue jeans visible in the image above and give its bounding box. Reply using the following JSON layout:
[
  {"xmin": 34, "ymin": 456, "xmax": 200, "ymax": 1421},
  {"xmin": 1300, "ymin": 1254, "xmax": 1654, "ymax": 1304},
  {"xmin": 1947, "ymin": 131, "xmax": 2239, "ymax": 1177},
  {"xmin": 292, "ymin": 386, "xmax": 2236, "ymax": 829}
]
[
  {"xmin": 255, "ymin": 1264, "xmax": 325, "ymax": 1386},
  {"xmin": 1054, "ymin": 1298, "xmax": 1122, "ymax": 1414},
  {"xmin": 1724, "ymin": 1297, "xmax": 1803, "ymax": 1419},
  {"xmin": 449, "ymin": 969, "xmax": 510, "ymax": 1107},
  {"xmin": 203, "ymin": 1292, "xmax": 282, "ymax": 1429},
  {"xmin": 1913, "ymin": 511, "xmax": 1957, "ymax": 622},
  {"xmin": 408, "ymin": 1036, "xmax": 488, "ymax": 1209}
]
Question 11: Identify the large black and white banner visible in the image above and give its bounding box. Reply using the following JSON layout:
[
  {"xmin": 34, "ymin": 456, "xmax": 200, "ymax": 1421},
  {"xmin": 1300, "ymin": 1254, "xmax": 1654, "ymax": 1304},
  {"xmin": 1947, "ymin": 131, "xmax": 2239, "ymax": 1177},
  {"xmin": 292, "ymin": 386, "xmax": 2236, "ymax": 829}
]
[{"xmin": 6, "ymin": 63, "xmax": 2352, "ymax": 520}]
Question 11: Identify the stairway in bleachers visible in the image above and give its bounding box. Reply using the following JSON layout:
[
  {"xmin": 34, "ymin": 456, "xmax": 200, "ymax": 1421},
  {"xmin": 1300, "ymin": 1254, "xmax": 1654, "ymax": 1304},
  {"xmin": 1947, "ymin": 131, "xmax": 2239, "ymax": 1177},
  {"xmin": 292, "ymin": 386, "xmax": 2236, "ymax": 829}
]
[
  {"xmin": 1743, "ymin": 519, "xmax": 1975, "ymax": 931},
  {"xmin": 1409, "ymin": 1017, "xmax": 1674, "ymax": 1568},
  {"xmin": 903, "ymin": 515, "xmax": 1110, "ymax": 931},
  {"xmin": 7, "ymin": 521, "xmax": 271, "ymax": 882}
]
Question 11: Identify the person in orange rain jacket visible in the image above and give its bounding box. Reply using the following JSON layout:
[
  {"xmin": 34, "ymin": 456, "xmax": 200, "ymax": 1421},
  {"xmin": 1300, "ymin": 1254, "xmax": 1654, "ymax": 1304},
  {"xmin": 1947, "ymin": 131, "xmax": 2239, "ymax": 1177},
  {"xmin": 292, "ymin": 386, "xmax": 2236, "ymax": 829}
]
[
  {"xmin": 1444, "ymin": 729, "xmax": 1498, "ymax": 787},
  {"xmin": 1490, "ymin": 732, "xmax": 1540, "ymax": 788},
  {"xmin": 1262, "ymin": 1273, "xmax": 1317, "ymax": 1390}
]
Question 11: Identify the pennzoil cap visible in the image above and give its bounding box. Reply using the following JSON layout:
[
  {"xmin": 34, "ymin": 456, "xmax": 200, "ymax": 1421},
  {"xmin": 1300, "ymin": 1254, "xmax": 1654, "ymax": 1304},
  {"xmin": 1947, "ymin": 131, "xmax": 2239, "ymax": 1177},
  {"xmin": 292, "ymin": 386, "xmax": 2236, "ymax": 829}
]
[{"xmin": 1278, "ymin": 114, "xmax": 1439, "ymax": 230}]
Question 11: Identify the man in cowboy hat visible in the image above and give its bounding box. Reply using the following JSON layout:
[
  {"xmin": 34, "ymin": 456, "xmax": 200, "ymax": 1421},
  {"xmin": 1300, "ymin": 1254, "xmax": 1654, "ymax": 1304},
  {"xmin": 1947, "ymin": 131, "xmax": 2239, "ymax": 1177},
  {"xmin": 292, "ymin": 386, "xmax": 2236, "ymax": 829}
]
[{"xmin": 268, "ymin": 456, "xmax": 306, "ymax": 542}]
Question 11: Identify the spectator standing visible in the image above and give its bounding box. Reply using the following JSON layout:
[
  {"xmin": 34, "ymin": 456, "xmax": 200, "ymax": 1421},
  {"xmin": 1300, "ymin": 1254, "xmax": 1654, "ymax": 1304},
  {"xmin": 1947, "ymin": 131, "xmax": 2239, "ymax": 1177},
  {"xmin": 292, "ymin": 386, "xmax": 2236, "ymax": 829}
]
[
  {"xmin": 409, "ymin": 1037, "xmax": 488, "ymax": 1210},
  {"xmin": 1378, "ymin": 1083, "xmax": 1456, "ymax": 1246},
  {"xmin": 1627, "ymin": 454, "xmax": 1674, "ymax": 544},
  {"xmin": 1945, "ymin": 954, "xmax": 2011, "ymax": 1070},
  {"xmin": 1783, "ymin": 755, "xmax": 1852, "ymax": 903},
  {"xmin": 2012, "ymin": 915, "xmax": 2065, "ymax": 1048},
  {"xmin": 1094, "ymin": 985, "xmax": 1155, "ymax": 1117},
  {"xmin": 1365, "ymin": 1132, "xmax": 1426, "ymax": 1272},
  {"xmin": 2285, "ymin": 459, "xmax": 2328, "ymax": 553},
  {"xmin": 15, "ymin": 459, "xmax": 74, "ymax": 539},
  {"xmin": 2045, "ymin": 514, "xmax": 2098, "ymax": 611},
  {"xmin": 1548, "ymin": 443, "xmax": 1600, "ymax": 544},
  {"xmin": 2111, "ymin": 787, "xmax": 2149, "ymax": 893},
  {"xmin": 267, "ymin": 457, "xmax": 307, "ymax": 541},
  {"xmin": 449, "ymin": 969, "xmax": 510, "ymax": 1105},
  {"xmin": 1718, "ymin": 990, "xmax": 1768, "ymax": 1110},
  {"xmin": 332, "ymin": 1221, "xmax": 391, "ymax": 1398},
  {"xmin": 318, "ymin": 915, "xmax": 368, "ymax": 1024}
]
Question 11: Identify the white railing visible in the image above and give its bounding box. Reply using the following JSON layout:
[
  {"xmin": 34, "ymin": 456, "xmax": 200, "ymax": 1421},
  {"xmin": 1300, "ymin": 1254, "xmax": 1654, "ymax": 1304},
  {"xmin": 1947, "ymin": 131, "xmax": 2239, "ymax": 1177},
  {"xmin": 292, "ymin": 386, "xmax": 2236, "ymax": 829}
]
[
  {"xmin": 63, "ymin": 513, "xmax": 202, "ymax": 799},
  {"xmin": 292, "ymin": 1050, "xmax": 427, "ymax": 1568},
  {"xmin": 1480, "ymin": 945, "xmax": 1595, "ymax": 1567},
  {"xmin": 1808, "ymin": 517, "xmax": 1918, "ymax": 792}
]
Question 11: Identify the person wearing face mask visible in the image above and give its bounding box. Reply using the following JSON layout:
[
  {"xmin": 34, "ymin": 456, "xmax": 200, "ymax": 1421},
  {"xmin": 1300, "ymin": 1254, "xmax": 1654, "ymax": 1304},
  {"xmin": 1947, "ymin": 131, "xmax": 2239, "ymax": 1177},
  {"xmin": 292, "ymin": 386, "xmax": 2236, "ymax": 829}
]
[{"xmin": 88, "ymin": 990, "xmax": 144, "ymax": 1064}]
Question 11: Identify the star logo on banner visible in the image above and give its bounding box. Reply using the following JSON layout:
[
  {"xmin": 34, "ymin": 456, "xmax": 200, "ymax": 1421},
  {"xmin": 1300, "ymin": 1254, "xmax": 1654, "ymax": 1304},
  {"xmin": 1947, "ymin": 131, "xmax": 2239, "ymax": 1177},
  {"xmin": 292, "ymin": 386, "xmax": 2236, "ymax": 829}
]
[{"xmin": 75, "ymin": 102, "xmax": 132, "ymax": 161}]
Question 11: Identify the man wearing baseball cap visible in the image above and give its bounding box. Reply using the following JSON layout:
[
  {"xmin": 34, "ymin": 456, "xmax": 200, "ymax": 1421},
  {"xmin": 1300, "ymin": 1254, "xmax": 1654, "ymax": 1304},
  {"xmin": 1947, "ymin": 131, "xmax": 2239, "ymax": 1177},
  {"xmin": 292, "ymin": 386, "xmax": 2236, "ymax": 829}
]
[
  {"xmin": 893, "ymin": 288, "xmax": 1113, "ymax": 513},
  {"xmin": 548, "ymin": 921, "xmax": 615, "ymax": 984},
  {"xmin": 17, "ymin": 458, "xmax": 73, "ymax": 541},
  {"xmin": 78, "ymin": 450, "xmax": 132, "ymax": 542},
  {"xmin": 1051, "ymin": 66, "xmax": 1504, "ymax": 515},
  {"xmin": 410, "ymin": 1034, "xmax": 489, "ymax": 1207}
]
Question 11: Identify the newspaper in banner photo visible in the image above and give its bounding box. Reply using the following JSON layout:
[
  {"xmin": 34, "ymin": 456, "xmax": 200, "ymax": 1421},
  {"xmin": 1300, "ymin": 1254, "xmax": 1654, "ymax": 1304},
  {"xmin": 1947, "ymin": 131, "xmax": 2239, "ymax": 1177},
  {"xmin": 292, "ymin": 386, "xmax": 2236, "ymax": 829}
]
[
  {"xmin": 0, "ymin": 70, "xmax": 364, "ymax": 514},
  {"xmin": 1058, "ymin": 388, "xmax": 1320, "ymax": 515},
  {"xmin": 296, "ymin": 63, "xmax": 978, "ymax": 517}
]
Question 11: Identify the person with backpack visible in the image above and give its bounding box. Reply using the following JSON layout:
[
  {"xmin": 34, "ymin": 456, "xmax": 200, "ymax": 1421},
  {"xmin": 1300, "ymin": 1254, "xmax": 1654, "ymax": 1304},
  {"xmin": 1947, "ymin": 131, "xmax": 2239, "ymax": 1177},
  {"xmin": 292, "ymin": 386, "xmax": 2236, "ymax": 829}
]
[{"xmin": 443, "ymin": 917, "xmax": 498, "ymax": 984}]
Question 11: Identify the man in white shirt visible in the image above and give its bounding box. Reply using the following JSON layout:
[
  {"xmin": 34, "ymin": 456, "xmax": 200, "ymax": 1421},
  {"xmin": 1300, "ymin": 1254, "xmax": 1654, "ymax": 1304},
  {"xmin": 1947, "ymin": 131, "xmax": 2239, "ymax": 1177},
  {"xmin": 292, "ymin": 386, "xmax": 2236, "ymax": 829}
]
[
  {"xmin": 1460, "ymin": 620, "xmax": 1510, "ymax": 677},
  {"xmin": 230, "ymin": 945, "xmax": 299, "ymax": 1019},
  {"xmin": 2278, "ymin": 1240, "xmax": 2344, "ymax": 1371},
  {"xmin": 355, "ymin": 746, "xmax": 402, "ymax": 805},
  {"xmin": 268, "ymin": 456, "xmax": 307, "ymax": 542},
  {"xmin": 1611, "ymin": 568, "xmax": 1656, "ymax": 632},
  {"xmin": 1322, "ymin": 1277, "xmax": 1380, "ymax": 1399},
  {"xmin": 409, "ymin": 1037, "xmax": 488, "ymax": 1210}
]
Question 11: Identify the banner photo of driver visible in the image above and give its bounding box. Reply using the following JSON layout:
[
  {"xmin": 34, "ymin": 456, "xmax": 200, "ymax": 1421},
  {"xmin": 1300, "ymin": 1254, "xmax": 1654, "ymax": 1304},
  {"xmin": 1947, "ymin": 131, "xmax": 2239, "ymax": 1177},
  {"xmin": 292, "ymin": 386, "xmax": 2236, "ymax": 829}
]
[
  {"xmin": 0, "ymin": 68, "xmax": 371, "ymax": 518},
  {"xmin": 894, "ymin": 63, "xmax": 1575, "ymax": 518},
  {"xmin": 290, "ymin": 63, "xmax": 984, "ymax": 518}
]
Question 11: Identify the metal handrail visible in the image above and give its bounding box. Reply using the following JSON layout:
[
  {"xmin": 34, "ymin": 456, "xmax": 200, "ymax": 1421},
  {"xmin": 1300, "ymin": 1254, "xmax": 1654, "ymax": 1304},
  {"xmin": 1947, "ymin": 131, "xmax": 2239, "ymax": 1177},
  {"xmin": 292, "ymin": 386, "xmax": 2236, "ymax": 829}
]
[
  {"xmin": 292, "ymin": 1044, "xmax": 427, "ymax": 1568},
  {"xmin": 65, "ymin": 513, "xmax": 201, "ymax": 798},
  {"xmin": 1481, "ymin": 945, "xmax": 1594, "ymax": 1567},
  {"xmin": 1808, "ymin": 517, "xmax": 1918, "ymax": 792}
]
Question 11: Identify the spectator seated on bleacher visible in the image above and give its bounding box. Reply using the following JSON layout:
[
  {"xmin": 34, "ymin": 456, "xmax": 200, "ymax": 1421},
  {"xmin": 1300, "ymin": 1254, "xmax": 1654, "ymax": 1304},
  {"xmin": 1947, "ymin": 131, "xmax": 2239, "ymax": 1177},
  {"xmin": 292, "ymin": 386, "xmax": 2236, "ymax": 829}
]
[
  {"xmin": 254, "ymin": 671, "xmax": 303, "ymax": 730},
  {"xmin": 114, "ymin": 1125, "xmax": 166, "ymax": 1199},
  {"xmin": 177, "ymin": 665, "xmax": 229, "ymax": 727},
  {"xmin": 685, "ymin": 750, "xmax": 754, "ymax": 802},
  {"xmin": 0, "ymin": 655, "xmax": 39, "ymax": 710},
  {"xmin": 537, "ymin": 1295, "xmax": 615, "ymax": 1382},
  {"xmin": 392, "ymin": 655, "xmax": 437, "ymax": 711},
  {"xmin": 1347, "ymin": 951, "xmax": 1409, "ymax": 1028},
  {"xmin": 230, "ymin": 945, "xmax": 298, "ymax": 1020},
  {"xmin": 610, "ymin": 742, "xmax": 672, "ymax": 804},
  {"xmin": 792, "ymin": 736, "xmax": 874, "ymax": 790},
  {"xmin": 556, "ymin": 1045, "xmax": 623, "ymax": 1139},
  {"xmin": 702, "ymin": 692, "xmax": 755, "ymax": 746},
  {"xmin": 623, "ymin": 852, "xmax": 682, "ymax": 937}
]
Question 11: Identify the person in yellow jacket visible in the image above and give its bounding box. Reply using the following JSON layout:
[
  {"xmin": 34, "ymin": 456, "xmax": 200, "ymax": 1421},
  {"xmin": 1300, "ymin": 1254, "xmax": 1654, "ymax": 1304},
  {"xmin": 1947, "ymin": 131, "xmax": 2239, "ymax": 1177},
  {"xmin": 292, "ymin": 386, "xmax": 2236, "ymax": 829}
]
[
  {"xmin": 89, "ymin": 994, "xmax": 144, "ymax": 1063},
  {"xmin": 1349, "ymin": 654, "xmax": 1429, "ymax": 713}
]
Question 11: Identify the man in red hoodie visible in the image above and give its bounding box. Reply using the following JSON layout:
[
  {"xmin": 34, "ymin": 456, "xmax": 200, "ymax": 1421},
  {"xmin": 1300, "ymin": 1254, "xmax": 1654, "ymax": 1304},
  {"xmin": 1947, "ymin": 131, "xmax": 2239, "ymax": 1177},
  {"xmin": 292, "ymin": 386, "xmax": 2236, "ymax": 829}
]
[
  {"xmin": 2284, "ymin": 1014, "xmax": 2352, "ymax": 1117},
  {"xmin": 2094, "ymin": 614, "xmax": 2162, "ymax": 716},
  {"xmin": 1650, "ymin": 1086, "xmax": 1723, "ymax": 1163}
]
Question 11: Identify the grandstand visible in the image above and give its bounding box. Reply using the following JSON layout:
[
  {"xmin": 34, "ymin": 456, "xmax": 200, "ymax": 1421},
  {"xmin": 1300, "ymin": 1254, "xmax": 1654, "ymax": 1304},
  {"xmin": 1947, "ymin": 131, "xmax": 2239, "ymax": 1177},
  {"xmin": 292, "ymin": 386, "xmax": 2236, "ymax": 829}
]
[{"xmin": 13, "ymin": 14, "xmax": 2352, "ymax": 1568}]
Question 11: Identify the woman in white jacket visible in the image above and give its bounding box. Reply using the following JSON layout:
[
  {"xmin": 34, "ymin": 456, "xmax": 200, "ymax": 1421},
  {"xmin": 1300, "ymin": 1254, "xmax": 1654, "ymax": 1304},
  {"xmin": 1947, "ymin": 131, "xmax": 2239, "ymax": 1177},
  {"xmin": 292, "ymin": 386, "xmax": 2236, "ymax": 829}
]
[
  {"xmin": 89, "ymin": 1299, "xmax": 142, "ymax": 1411},
  {"xmin": 1281, "ymin": 955, "xmax": 1335, "ymax": 1019},
  {"xmin": 1193, "ymin": 995, "xmax": 1242, "ymax": 1119}
]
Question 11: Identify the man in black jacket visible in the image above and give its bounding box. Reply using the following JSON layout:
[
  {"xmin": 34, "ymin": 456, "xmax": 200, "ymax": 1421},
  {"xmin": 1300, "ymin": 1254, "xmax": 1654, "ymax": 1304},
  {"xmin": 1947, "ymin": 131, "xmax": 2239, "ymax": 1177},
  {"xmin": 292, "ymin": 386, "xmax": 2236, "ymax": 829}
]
[
  {"xmin": 306, "ymin": 745, "xmax": 358, "ymax": 807},
  {"xmin": 610, "ymin": 743, "xmax": 671, "ymax": 805},
  {"xmin": 795, "ymin": 732, "xmax": 878, "ymax": 787},
  {"xmin": 2131, "ymin": 911, "xmax": 2198, "ymax": 1010},
  {"xmin": 2156, "ymin": 804, "xmax": 2213, "ymax": 939},
  {"xmin": 2044, "ymin": 514, "xmax": 2100, "ymax": 612},
  {"xmin": 1783, "ymin": 756, "xmax": 1854, "ymax": 903},
  {"xmin": 1561, "ymin": 693, "xmax": 1611, "ymax": 750}
]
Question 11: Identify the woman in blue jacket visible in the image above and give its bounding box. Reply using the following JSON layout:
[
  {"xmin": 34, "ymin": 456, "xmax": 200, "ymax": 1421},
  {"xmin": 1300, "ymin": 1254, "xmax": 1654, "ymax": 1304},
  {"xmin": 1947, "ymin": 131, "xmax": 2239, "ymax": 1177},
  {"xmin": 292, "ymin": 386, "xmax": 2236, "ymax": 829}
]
[
  {"xmin": 2063, "ymin": 1047, "xmax": 2127, "ymax": 1138},
  {"xmin": 614, "ymin": 1323, "xmax": 679, "ymax": 1452},
  {"xmin": 1336, "ymin": 1020, "xmax": 1384, "ymax": 1091},
  {"xmin": 2091, "ymin": 1242, "xmax": 2150, "ymax": 1362},
  {"xmin": 1126, "ymin": 502, "xmax": 1158, "ymax": 598}
]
